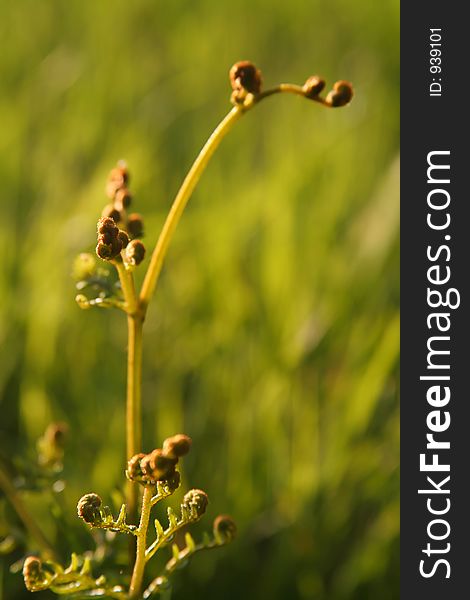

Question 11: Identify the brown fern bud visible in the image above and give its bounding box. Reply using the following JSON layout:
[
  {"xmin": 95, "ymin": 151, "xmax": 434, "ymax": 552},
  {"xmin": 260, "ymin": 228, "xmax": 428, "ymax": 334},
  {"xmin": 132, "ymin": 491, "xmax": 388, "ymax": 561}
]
[
  {"xmin": 166, "ymin": 470, "xmax": 181, "ymax": 492},
  {"xmin": 230, "ymin": 61, "xmax": 262, "ymax": 95},
  {"xmin": 96, "ymin": 241, "xmax": 114, "ymax": 260},
  {"xmin": 115, "ymin": 188, "xmax": 132, "ymax": 210},
  {"xmin": 97, "ymin": 216, "xmax": 118, "ymax": 237},
  {"xmin": 106, "ymin": 164, "xmax": 129, "ymax": 199},
  {"xmin": 325, "ymin": 80, "xmax": 353, "ymax": 107},
  {"xmin": 302, "ymin": 75, "xmax": 326, "ymax": 99},
  {"xmin": 101, "ymin": 203, "xmax": 122, "ymax": 223},
  {"xmin": 77, "ymin": 493, "xmax": 103, "ymax": 524},
  {"xmin": 99, "ymin": 231, "xmax": 115, "ymax": 246},
  {"xmin": 141, "ymin": 449, "xmax": 177, "ymax": 481},
  {"xmin": 163, "ymin": 434, "xmax": 192, "ymax": 459},
  {"xmin": 96, "ymin": 237, "xmax": 122, "ymax": 260},
  {"xmin": 23, "ymin": 557, "xmax": 49, "ymax": 592},
  {"xmin": 127, "ymin": 453, "xmax": 147, "ymax": 481},
  {"xmin": 127, "ymin": 213, "xmax": 144, "ymax": 239},
  {"xmin": 96, "ymin": 217, "xmax": 127, "ymax": 260},
  {"xmin": 118, "ymin": 230, "xmax": 130, "ymax": 249},
  {"xmin": 213, "ymin": 514, "xmax": 237, "ymax": 543},
  {"xmin": 125, "ymin": 239, "xmax": 146, "ymax": 266},
  {"xmin": 183, "ymin": 489, "xmax": 209, "ymax": 517}
]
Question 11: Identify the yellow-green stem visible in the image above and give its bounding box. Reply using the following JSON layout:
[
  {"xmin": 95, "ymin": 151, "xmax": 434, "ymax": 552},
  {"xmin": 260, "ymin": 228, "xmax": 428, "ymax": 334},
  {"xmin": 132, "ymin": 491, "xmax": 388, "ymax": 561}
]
[
  {"xmin": 256, "ymin": 83, "xmax": 329, "ymax": 105},
  {"xmin": 0, "ymin": 462, "xmax": 57, "ymax": 560},
  {"xmin": 115, "ymin": 261, "xmax": 138, "ymax": 316},
  {"xmin": 126, "ymin": 314, "xmax": 143, "ymax": 466},
  {"xmin": 126, "ymin": 314, "xmax": 143, "ymax": 526},
  {"xmin": 139, "ymin": 105, "xmax": 243, "ymax": 310},
  {"xmin": 114, "ymin": 261, "xmax": 142, "ymax": 525},
  {"xmin": 129, "ymin": 485, "xmax": 153, "ymax": 598}
]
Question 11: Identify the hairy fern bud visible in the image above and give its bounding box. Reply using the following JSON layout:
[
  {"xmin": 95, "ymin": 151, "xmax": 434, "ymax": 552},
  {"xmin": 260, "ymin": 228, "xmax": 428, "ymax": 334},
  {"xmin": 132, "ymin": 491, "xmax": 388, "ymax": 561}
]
[
  {"xmin": 163, "ymin": 434, "xmax": 192, "ymax": 459},
  {"xmin": 23, "ymin": 557, "xmax": 49, "ymax": 592},
  {"xmin": 213, "ymin": 515, "xmax": 237, "ymax": 543},
  {"xmin": 325, "ymin": 80, "xmax": 354, "ymax": 107},
  {"xmin": 97, "ymin": 216, "xmax": 119, "ymax": 237},
  {"xmin": 127, "ymin": 213, "xmax": 144, "ymax": 239},
  {"xmin": 101, "ymin": 203, "xmax": 122, "ymax": 223},
  {"xmin": 141, "ymin": 449, "xmax": 177, "ymax": 482},
  {"xmin": 115, "ymin": 188, "xmax": 132, "ymax": 210},
  {"xmin": 165, "ymin": 470, "xmax": 181, "ymax": 493},
  {"xmin": 183, "ymin": 489, "xmax": 209, "ymax": 517},
  {"xmin": 106, "ymin": 163, "xmax": 129, "ymax": 199},
  {"xmin": 125, "ymin": 239, "xmax": 146, "ymax": 266},
  {"xmin": 126, "ymin": 453, "xmax": 147, "ymax": 481},
  {"xmin": 117, "ymin": 230, "xmax": 130, "ymax": 249},
  {"xmin": 230, "ymin": 61, "xmax": 262, "ymax": 95},
  {"xmin": 230, "ymin": 61, "xmax": 262, "ymax": 104},
  {"xmin": 77, "ymin": 493, "xmax": 103, "ymax": 525},
  {"xmin": 302, "ymin": 75, "xmax": 326, "ymax": 99}
]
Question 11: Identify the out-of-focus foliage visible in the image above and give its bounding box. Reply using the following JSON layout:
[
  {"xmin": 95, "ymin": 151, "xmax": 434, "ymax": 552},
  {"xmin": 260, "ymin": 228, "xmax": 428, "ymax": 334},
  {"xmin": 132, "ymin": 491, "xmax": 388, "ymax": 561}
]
[{"xmin": 0, "ymin": 0, "xmax": 399, "ymax": 598}]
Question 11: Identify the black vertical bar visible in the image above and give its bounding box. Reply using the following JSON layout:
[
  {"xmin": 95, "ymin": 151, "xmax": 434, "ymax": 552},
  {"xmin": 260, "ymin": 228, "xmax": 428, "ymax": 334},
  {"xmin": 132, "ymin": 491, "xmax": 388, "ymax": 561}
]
[{"xmin": 401, "ymin": 3, "xmax": 470, "ymax": 598}]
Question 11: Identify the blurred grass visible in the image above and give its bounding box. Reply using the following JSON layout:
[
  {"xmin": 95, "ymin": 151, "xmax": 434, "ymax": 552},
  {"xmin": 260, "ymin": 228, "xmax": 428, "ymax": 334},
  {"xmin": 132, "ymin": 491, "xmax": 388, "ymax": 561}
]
[{"xmin": 0, "ymin": 1, "xmax": 398, "ymax": 599}]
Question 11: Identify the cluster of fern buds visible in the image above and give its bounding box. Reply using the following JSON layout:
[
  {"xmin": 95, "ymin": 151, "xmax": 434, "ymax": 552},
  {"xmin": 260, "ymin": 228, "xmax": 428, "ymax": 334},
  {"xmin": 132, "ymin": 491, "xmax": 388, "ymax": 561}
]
[
  {"xmin": 126, "ymin": 433, "xmax": 192, "ymax": 486},
  {"xmin": 302, "ymin": 75, "xmax": 353, "ymax": 106},
  {"xmin": 61, "ymin": 434, "xmax": 236, "ymax": 598},
  {"xmin": 74, "ymin": 164, "xmax": 148, "ymax": 310},
  {"xmin": 229, "ymin": 60, "xmax": 353, "ymax": 108},
  {"xmin": 103, "ymin": 163, "xmax": 144, "ymax": 237},
  {"xmin": 96, "ymin": 216, "xmax": 130, "ymax": 260},
  {"xmin": 97, "ymin": 163, "xmax": 146, "ymax": 268}
]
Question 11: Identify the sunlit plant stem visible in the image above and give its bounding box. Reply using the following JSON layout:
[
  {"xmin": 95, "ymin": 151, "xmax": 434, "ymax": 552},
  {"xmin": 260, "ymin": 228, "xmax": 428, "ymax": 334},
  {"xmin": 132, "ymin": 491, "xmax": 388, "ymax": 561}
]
[{"xmin": 128, "ymin": 486, "xmax": 153, "ymax": 598}]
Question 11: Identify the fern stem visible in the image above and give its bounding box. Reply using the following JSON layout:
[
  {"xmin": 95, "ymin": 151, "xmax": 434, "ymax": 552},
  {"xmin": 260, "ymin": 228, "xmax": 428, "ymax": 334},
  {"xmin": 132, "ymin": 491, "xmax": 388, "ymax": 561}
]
[
  {"xmin": 139, "ymin": 106, "xmax": 243, "ymax": 311},
  {"xmin": 129, "ymin": 485, "xmax": 153, "ymax": 598}
]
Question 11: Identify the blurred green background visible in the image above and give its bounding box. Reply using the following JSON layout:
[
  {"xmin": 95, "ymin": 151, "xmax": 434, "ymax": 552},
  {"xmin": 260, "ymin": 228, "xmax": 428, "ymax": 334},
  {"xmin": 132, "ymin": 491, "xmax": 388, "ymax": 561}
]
[{"xmin": 0, "ymin": 0, "xmax": 399, "ymax": 598}]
